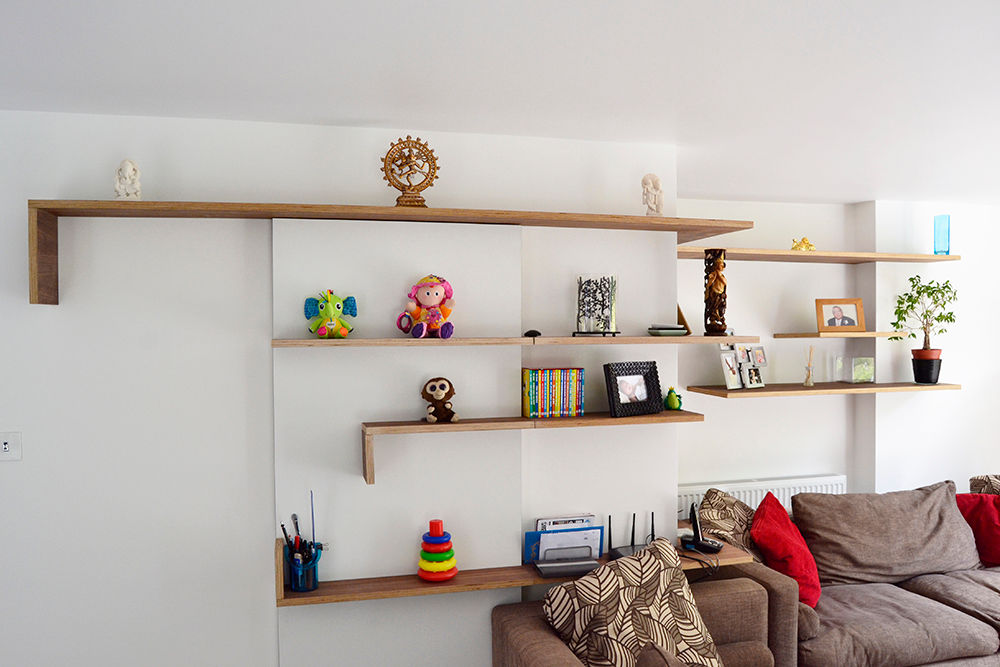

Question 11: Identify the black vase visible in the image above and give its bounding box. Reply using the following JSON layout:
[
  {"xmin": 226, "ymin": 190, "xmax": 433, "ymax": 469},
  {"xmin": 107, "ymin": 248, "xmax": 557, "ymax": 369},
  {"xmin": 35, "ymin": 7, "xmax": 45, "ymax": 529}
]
[{"xmin": 912, "ymin": 359, "xmax": 941, "ymax": 384}]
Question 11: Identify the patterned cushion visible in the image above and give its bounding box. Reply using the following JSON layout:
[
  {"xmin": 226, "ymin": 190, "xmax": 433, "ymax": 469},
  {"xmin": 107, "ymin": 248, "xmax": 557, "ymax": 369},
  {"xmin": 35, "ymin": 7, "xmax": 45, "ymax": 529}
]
[
  {"xmin": 971, "ymin": 475, "xmax": 1000, "ymax": 494},
  {"xmin": 698, "ymin": 488, "xmax": 763, "ymax": 562},
  {"xmin": 543, "ymin": 539, "xmax": 721, "ymax": 667}
]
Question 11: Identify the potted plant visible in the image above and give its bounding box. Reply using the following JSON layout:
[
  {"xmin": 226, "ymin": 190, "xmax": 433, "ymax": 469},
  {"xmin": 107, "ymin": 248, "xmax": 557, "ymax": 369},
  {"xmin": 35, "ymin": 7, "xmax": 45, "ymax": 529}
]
[{"xmin": 890, "ymin": 275, "xmax": 957, "ymax": 384}]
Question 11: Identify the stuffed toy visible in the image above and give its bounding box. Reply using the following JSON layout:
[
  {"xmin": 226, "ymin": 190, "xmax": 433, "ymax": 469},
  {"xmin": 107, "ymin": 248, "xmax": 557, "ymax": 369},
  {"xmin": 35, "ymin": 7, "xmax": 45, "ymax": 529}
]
[
  {"xmin": 421, "ymin": 377, "xmax": 458, "ymax": 423},
  {"xmin": 304, "ymin": 290, "xmax": 357, "ymax": 339},
  {"xmin": 396, "ymin": 274, "xmax": 455, "ymax": 339}
]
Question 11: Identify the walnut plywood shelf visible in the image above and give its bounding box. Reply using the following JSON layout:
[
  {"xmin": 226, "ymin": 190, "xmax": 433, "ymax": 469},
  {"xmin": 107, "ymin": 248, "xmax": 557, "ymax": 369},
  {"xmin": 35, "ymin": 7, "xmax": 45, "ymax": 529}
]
[
  {"xmin": 686, "ymin": 382, "xmax": 961, "ymax": 398},
  {"xmin": 677, "ymin": 246, "xmax": 961, "ymax": 264},
  {"xmin": 27, "ymin": 200, "xmax": 753, "ymax": 304},
  {"xmin": 272, "ymin": 335, "xmax": 759, "ymax": 348},
  {"xmin": 773, "ymin": 331, "xmax": 896, "ymax": 339},
  {"xmin": 274, "ymin": 538, "xmax": 753, "ymax": 606},
  {"xmin": 361, "ymin": 410, "xmax": 704, "ymax": 484}
]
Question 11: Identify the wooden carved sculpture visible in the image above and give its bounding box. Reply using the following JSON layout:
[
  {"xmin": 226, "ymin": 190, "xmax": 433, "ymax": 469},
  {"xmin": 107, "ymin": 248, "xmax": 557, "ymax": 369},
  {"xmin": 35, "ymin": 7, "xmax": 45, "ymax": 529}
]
[
  {"xmin": 381, "ymin": 135, "xmax": 439, "ymax": 207},
  {"xmin": 704, "ymin": 249, "xmax": 727, "ymax": 336}
]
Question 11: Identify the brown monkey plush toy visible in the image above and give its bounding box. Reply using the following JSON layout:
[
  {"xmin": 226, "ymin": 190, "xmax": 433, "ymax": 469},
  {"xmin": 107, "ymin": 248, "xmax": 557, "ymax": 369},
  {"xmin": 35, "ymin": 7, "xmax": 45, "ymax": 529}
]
[{"xmin": 422, "ymin": 377, "xmax": 458, "ymax": 423}]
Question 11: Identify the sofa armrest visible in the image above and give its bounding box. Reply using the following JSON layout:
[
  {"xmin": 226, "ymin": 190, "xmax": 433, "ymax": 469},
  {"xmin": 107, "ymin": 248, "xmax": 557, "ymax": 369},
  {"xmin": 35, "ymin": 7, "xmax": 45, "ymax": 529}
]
[
  {"xmin": 707, "ymin": 562, "xmax": 798, "ymax": 667},
  {"xmin": 492, "ymin": 600, "xmax": 581, "ymax": 667},
  {"xmin": 691, "ymin": 578, "xmax": 768, "ymax": 646}
]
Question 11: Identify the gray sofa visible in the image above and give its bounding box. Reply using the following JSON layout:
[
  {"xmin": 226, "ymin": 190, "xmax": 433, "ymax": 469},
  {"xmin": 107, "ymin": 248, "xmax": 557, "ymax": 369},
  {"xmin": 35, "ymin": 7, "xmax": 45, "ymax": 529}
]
[{"xmin": 750, "ymin": 480, "xmax": 1000, "ymax": 667}]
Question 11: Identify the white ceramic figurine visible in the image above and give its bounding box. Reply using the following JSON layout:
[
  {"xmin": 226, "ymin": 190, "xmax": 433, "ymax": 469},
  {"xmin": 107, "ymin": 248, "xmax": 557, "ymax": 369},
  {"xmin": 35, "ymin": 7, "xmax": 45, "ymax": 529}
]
[
  {"xmin": 114, "ymin": 159, "xmax": 142, "ymax": 200},
  {"xmin": 641, "ymin": 173, "xmax": 662, "ymax": 216}
]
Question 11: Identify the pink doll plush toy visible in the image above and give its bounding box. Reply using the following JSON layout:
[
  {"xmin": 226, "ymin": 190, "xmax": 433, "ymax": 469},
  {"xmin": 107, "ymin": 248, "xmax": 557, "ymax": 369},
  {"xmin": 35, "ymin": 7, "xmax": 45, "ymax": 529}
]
[{"xmin": 396, "ymin": 274, "xmax": 455, "ymax": 339}]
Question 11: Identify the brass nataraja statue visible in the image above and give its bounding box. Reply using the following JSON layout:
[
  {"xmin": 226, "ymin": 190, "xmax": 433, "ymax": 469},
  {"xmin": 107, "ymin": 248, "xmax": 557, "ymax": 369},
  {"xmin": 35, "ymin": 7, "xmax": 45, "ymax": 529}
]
[{"xmin": 704, "ymin": 249, "xmax": 728, "ymax": 336}]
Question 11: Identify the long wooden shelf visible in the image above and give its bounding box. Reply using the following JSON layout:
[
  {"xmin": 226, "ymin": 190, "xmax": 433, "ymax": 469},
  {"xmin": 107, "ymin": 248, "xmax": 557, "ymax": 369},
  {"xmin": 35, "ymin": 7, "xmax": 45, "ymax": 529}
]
[
  {"xmin": 27, "ymin": 200, "xmax": 753, "ymax": 304},
  {"xmin": 272, "ymin": 335, "xmax": 759, "ymax": 348},
  {"xmin": 773, "ymin": 331, "xmax": 896, "ymax": 339},
  {"xmin": 274, "ymin": 538, "xmax": 754, "ymax": 606},
  {"xmin": 687, "ymin": 382, "xmax": 961, "ymax": 398},
  {"xmin": 678, "ymin": 246, "xmax": 961, "ymax": 264},
  {"xmin": 361, "ymin": 410, "xmax": 704, "ymax": 484}
]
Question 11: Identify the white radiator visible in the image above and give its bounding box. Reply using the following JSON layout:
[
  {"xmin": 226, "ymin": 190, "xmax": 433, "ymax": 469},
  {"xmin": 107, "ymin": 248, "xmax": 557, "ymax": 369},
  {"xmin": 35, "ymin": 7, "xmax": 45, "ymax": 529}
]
[{"xmin": 677, "ymin": 474, "xmax": 847, "ymax": 515}]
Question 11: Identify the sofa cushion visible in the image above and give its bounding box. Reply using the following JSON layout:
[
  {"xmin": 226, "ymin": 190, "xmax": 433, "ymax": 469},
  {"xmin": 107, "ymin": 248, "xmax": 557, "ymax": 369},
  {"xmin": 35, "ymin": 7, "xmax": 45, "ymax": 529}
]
[
  {"xmin": 797, "ymin": 602, "xmax": 820, "ymax": 641},
  {"xmin": 971, "ymin": 475, "xmax": 1000, "ymax": 495},
  {"xmin": 543, "ymin": 538, "xmax": 721, "ymax": 667},
  {"xmin": 798, "ymin": 583, "xmax": 999, "ymax": 667},
  {"xmin": 791, "ymin": 480, "xmax": 980, "ymax": 585},
  {"xmin": 957, "ymin": 493, "xmax": 1000, "ymax": 566},
  {"xmin": 900, "ymin": 568, "xmax": 1000, "ymax": 633},
  {"xmin": 636, "ymin": 641, "xmax": 775, "ymax": 667},
  {"xmin": 749, "ymin": 492, "xmax": 821, "ymax": 607},
  {"xmin": 698, "ymin": 488, "xmax": 763, "ymax": 561}
]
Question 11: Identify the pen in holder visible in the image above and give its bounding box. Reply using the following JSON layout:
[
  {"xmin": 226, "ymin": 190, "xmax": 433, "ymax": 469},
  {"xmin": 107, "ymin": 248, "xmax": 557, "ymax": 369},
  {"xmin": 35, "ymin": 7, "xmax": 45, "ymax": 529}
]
[{"xmin": 284, "ymin": 544, "xmax": 323, "ymax": 592}]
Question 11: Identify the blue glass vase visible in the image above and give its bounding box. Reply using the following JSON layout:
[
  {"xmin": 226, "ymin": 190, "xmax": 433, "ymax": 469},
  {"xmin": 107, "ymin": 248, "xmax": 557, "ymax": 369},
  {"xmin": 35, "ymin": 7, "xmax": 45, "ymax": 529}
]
[{"xmin": 934, "ymin": 215, "xmax": 950, "ymax": 255}]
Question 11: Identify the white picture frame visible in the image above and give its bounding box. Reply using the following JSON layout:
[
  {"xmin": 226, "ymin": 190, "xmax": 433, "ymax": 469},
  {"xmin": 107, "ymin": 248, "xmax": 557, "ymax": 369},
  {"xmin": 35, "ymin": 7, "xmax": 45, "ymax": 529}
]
[
  {"xmin": 720, "ymin": 351, "xmax": 743, "ymax": 389},
  {"xmin": 740, "ymin": 364, "xmax": 765, "ymax": 389},
  {"xmin": 749, "ymin": 345, "xmax": 768, "ymax": 367}
]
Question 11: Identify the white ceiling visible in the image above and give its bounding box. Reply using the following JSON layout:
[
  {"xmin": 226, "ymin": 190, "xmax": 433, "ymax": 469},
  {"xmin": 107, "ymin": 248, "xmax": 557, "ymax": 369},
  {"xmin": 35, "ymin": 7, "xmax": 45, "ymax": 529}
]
[{"xmin": 2, "ymin": 1, "xmax": 999, "ymax": 203}]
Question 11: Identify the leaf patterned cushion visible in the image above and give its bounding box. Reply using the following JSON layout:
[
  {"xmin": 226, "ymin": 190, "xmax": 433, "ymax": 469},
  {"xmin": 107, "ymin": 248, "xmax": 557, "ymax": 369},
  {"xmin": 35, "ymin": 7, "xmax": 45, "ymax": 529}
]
[
  {"xmin": 542, "ymin": 538, "xmax": 722, "ymax": 667},
  {"xmin": 971, "ymin": 475, "xmax": 1000, "ymax": 495},
  {"xmin": 698, "ymin": 487, "xmax": 763, "ymax": 562}
]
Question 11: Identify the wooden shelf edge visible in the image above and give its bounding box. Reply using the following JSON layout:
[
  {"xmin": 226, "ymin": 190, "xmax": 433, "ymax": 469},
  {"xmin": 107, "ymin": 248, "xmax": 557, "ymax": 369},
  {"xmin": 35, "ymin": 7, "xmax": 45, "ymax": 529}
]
[
  {"xmin": 272, "ymin": 335, "xmax": 760, "ymax": 348},
  {"xmin": 686, "ymin": 382, "xmax": 961, "ymax": 398},
  {"xmin": 773, "ymin": 331, "xmax": 896, "ymax": 339},
  {"xmin": 678, "ymin": 246, "xmax": 961, "ymax": 264},
  {"xmin": 360, "ymin": 410, "xmax": 704, "ymax": 484},
  {"xmin": 276, "ymin": 541, "xmax": 754, "ymax": 606}
]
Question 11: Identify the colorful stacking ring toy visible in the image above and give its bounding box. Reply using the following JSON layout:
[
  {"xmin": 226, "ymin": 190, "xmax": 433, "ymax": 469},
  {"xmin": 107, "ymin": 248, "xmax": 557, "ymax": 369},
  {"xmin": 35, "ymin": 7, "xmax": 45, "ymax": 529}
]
[{"xmin": 418, "ymin": 519, "xmax": 458, "ymax": 582}]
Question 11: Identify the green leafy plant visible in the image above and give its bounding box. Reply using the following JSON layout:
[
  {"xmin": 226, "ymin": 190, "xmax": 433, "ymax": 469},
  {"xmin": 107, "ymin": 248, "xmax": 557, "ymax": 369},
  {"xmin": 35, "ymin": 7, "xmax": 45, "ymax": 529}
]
[{"xmin": 889, "ymin": 275, "xmax": 957, "ymax": 349}]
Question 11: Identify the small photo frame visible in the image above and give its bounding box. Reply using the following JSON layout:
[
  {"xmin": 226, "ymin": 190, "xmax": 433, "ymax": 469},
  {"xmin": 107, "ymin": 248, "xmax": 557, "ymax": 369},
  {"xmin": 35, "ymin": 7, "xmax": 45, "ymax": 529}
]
[
  {"xmin": 749, "ymin": 345, "xmax": 767, "ymax": 367},
  {"xmin": 734, "ymin": 344, "xmax": 752, "ymax": 365},
  {"xmin": 816, "ymin": 298, "xmax": 866, "ymax": 333},
  {"xmin": 720, "ymin": 351, "xmax": 742, "ymax": 389},
  {"xmin": 603, "ymin": 361, "xmax": 664, "ymax": 418},
  {"xmin": 718, "ymin": 343, "xmax": 733, "ymax": 351},
  {"xmin": 740, "ymin": 365, "xmax": 765, "ymax": 389}
]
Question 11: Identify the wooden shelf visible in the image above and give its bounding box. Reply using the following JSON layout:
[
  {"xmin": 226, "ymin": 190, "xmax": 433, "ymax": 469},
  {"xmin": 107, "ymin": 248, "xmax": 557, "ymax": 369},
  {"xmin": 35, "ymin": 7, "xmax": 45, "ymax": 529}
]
[
  {"xmin": 361, "ymin": 410, "xmax": 704, "ymax": 484},
  {"xmin": 27, "ymin": 200, "xmax": 753, "ymax": 304},
  {"xmin": 686, "ymin": 381, "xmax": 961, "ymax": 398},
  {"xmin": 274, "ymin": 538, "xmax": 754, "ymax": 606},
  {"xmin": 272, "ymin": 335, "xmax": 760, "ymax": 348},
  {"xmin": 677, "ymin": 246, "xmax": 961, "ymax": 264},
  {"xmin": 773, "ymin": 331, "xmax": 896, "ymax": 339}
]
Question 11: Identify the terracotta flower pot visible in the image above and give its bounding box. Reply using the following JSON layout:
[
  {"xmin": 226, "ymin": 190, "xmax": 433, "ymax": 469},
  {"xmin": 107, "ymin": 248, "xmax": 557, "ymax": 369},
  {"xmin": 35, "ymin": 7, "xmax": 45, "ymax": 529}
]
[{"xmin": 912, "ymin": 349, "xmax": 942, "ymax": 360}]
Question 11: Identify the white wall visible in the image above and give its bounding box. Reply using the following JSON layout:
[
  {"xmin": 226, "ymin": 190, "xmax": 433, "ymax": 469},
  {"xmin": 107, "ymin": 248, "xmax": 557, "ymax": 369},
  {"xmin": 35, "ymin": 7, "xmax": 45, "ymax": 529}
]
[
  {"xmin": 0, "ymin": 109, "xmax": 679, "ymax": 667},
  {"xmin": 869, "ymin": 201, "xmax": 999, "ymax": 493},
  {"xmin": 675, "ymin": 200, "xmax": 856, "ymax": 485}
]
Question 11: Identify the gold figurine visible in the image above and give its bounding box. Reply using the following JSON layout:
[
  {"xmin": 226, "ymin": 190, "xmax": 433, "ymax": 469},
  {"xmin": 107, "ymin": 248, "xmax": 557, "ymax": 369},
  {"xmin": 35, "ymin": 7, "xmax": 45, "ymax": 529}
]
[
  {"xmin": 791, "ymin": 237, "xmax": 817, "ymax": 251},
  {"xmin": 381, "ymin": 136, "xmax": 439, "ymax": 207}
]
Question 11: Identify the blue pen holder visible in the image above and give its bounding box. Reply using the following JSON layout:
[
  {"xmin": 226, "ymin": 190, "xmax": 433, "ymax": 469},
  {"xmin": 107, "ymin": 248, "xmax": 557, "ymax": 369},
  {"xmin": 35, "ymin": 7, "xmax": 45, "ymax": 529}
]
[{"xmin": 284, "ymin": 545, "xmax": 322, "ymax": 592}]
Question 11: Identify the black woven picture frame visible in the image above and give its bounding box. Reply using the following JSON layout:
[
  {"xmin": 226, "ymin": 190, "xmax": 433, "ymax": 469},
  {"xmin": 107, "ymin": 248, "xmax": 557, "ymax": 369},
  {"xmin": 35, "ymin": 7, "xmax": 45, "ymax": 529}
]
[{"xmin": 603, "ymin": 361, "xmax": 664, "ymax": 418}]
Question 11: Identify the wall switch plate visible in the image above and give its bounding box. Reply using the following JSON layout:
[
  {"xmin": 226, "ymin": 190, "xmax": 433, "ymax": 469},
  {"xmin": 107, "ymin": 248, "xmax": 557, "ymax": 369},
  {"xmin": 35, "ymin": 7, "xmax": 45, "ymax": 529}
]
[{"xmin": 0, "ymin": 432, "xmax": 22, "ymax": 461}]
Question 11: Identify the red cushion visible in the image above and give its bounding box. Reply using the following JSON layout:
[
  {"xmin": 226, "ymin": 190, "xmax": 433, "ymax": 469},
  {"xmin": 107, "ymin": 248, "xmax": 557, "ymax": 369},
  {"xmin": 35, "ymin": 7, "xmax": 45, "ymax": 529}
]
[
  {"xmin": 956, "ymin": 493, "xmax": 1000, "ymax": 567},
  {"xmin": 750, "ymin": 492, "xmax": 822, "ymax": 607}
]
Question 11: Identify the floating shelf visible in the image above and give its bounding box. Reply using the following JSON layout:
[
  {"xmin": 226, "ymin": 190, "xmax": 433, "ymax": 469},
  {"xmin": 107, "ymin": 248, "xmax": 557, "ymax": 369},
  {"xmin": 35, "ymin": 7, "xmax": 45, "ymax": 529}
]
[
  {"xmin": 677, "ymin": 246, "xmax": 961, "ymax": 264},
  {"xmin": 274, "ymin": 538, "xmax": 754, "ymax": 606},
  {"xmin": 361, "ymin": 410, "xmax": 704, "ymax": 484},
  {"xmin": 773, "ymin": 331, "xmax": 896, "ymax": 339},
  {"xmin": 687, "ymin": 382, "xmax": 961, "ymax": 398},
  {"xmin": 27, "ymin": 200, "xmax": 753, "ymax": 304},
  {"xmin": 272, "ymin": 335, "xmax": 760, "ymax": 348}
]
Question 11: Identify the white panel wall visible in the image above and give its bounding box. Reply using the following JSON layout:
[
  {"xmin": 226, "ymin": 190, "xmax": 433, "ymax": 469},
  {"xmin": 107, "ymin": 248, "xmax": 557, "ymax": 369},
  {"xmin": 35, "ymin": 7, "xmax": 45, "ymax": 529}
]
[{"xmin": 0, "ymin": 109, "xmax": 678, "ymax": 667}]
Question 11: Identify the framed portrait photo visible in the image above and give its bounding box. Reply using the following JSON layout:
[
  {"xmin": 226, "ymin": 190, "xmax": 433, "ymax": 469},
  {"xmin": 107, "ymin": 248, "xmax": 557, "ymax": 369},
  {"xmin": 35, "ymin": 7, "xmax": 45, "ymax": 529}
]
[
  {"xmin": 740, "ymin": 365, "xmax": 765, "ymax": 389},
  {"xmin": 603, "ymin": 361, "xmax": 664, "ymax": 417},
  {"xmin": 816, "ymin": 298, "xmax": 866, "ymax": 333},
  {"xmin": 720, "ymin": 350, "xmax": 743, "ymax": 389}
]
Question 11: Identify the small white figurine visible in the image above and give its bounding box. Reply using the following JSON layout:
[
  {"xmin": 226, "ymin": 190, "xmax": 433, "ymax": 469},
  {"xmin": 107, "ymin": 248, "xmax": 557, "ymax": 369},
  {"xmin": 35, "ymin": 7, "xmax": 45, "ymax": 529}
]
[
  {"xmin": 114, "ymin": 159, "xmax": 142, "ymax": 200},
  {"xmin": 641, "ymin": 173, "xmax": 663, "ymax": 216}
]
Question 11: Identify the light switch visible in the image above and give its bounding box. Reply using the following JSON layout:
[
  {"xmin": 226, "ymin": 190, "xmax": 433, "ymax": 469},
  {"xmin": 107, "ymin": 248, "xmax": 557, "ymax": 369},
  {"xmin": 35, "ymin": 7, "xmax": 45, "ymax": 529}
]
[{"xmin": 0, "ymin": 432, "xmax": 22, "ymax": 461}]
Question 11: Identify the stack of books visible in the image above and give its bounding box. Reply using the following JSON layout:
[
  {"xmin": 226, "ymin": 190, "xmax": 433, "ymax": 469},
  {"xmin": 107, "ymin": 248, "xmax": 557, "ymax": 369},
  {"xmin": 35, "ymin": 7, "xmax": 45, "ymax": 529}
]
[{"xmin": 521, "ymin": 368, "xmax": 585, "ymax": 418}]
